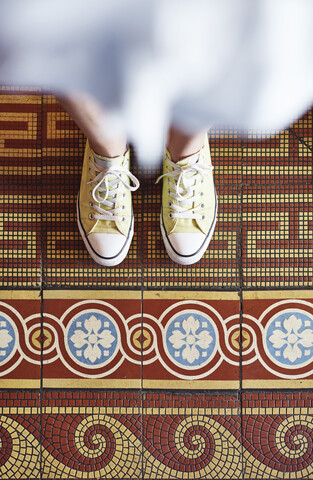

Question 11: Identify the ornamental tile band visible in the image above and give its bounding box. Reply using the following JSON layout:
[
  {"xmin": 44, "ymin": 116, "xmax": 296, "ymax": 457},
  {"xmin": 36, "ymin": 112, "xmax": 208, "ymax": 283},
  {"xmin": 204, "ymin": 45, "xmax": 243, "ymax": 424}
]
[
  {"xmin": 1, "ymin": 392, "xmax": 313, "ymax": 479},
  {"xmin": 0, "ymin": 293, "xmax": 313, "ymax": 388}
]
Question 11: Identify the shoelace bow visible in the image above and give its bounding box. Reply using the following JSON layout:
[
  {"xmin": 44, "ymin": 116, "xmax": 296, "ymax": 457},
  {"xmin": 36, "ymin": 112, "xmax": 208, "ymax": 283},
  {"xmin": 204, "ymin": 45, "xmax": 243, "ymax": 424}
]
[
  {"xmin": 88, "ymin": 156, "xmax": 140, "ymax": 222},
  {"xmin": 156, "ymin": 153, "xmax": 214, "ymax": 220}
]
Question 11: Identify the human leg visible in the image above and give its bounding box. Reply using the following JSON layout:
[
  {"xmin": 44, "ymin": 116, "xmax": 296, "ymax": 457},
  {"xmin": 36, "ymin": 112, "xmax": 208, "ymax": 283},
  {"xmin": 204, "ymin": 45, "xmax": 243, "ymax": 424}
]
[
  {"xmin": 58, "ymin": 93, "xmax": 139, "ymax": 266},
  {"xmin": 157, "ymin": 126, "xmax": 217, "ymax": 265},
  {"xmin": 166, "ymin": 126, "xmax": 208, "ymax": 162},
  {"xmin": 59, "ymin": 93, "xmax": 217, "ymax": 266},
  {"xmin": 58, "ymin": 93, "xmax": 127, "ymax": 157}
]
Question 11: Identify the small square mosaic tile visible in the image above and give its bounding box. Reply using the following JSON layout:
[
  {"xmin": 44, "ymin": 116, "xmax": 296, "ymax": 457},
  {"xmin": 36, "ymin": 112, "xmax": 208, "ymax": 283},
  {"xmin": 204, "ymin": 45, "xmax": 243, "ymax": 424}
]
[{"xmin": 0, "ymin": 90, "xmax": 312, "ymax": 479}]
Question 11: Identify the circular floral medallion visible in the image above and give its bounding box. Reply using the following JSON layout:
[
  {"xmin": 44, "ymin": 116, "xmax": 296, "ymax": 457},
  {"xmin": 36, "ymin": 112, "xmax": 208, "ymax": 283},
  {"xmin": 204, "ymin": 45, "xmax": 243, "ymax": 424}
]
[
  {"xmin": 164, "ymin": 311, "xmax": 217, "ymax": 369},
  {"xmin": 0, "ymin": 314, "xmax": 17, "ymax": 364},
  {"xmin": 66, "ymin": 312, "xmax": 119, "ymax": 368},
  {"xmin": 265, "ymin": 310, "xmax": 313, "ymax": 368}
]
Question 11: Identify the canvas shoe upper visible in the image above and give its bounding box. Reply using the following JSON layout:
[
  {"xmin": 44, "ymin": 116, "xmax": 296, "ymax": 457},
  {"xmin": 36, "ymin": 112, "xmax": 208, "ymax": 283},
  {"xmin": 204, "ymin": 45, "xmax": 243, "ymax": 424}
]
[
  {"xmin": 157, "ymin": 135, "xmax": 217, "ymax": 265},
  {"xmin": 77, "ymin": 140, "xmax": 140, "ymax": 266}
]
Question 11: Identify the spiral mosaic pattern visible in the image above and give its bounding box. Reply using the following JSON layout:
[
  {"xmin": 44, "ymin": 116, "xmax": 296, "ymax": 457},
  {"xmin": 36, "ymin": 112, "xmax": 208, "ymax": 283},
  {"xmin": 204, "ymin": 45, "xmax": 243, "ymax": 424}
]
[
  {"xmin": 1, "ymin": 391, "xmax": 313, "ymax": 479},
  {"xmin": 243, "ymin": 413, "xmax": 313, "ymax": 477},
  {"xmin": 0, "ymin": 416, "xmax": 41, "ymax": 478}
]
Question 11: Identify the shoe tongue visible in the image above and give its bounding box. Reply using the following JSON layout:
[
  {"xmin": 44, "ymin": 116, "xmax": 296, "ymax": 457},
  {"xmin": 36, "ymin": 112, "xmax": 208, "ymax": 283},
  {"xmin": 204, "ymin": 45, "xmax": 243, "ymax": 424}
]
[
  {"xmin": 176, "ymin": 152, "xmax": 199, "ymax": 168},
  {"xmin": 93, "ymin": 152, "xmax": 125, "ymax": 169}
]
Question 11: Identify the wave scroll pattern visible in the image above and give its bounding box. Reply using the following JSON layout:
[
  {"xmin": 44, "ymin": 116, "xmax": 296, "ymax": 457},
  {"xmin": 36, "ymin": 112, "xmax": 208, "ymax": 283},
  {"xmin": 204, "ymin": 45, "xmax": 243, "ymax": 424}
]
[{"xmin": 1, "ymin": 412, "xmax": 313, "ymax": 478}]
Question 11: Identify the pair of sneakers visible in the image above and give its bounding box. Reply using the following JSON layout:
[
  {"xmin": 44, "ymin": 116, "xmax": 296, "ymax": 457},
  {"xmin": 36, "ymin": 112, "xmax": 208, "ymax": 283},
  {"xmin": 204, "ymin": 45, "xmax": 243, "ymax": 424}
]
[{"xmin": 77, "ymin": 136, "xmax": 217, "ymax": 266}]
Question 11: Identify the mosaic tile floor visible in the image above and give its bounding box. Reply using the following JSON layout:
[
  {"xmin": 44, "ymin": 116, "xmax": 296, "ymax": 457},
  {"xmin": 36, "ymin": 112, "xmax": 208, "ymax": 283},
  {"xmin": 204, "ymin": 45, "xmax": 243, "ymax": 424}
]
[{"xmin": 0, "ymin": 90, "xmax": 313, "ymax": 479}]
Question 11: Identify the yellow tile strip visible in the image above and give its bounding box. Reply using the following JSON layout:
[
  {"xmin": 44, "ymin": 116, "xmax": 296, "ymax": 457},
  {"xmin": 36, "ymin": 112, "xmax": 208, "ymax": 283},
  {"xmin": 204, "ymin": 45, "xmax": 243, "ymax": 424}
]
[
  {"xmin": 42, "ymin": 148, "xmax": 83, "ymax": 157},
  {"xmin": 0, "ymin": 167, "xmax": 41, "ymax": 175},
  {"xmin": 143, "ymin": 379, "xmax": 239, "ymax": 389},
  {"xmin": 243, "ymin": 379, "xmax": 313, "ymax": 388},
  {"xmin": 242, "ymin": 166, "xmax": 312, "ymax": 175},
  {"xmin": 6, "ymin": 378, "xmax": 312, "ymax": 390},
  {"xmin": 242, "ymin": 193, "xmax": 313, "ymax": 203},
  {"xmin": 1, "ymin": 406, "xmax": 313, "ymax": 416},
  {"xmin": 0, "ymin": 195, "xmax": 42, "ymax": 204},
  {"xmin": 0, "ymin": 380, "xmax": 40, "ymax": 388},
  {"xmin": 43, "ymin": 379, "xmax": 141, "ymax": 388},
  {"xmin": 0, "ymin": 289, "xmax": 310, "ymax": 301},
  {"xmin": 0, "ymin": 94, "xmax": 41, "ymax": 104},
  {"xmin": 0, "ymin": 290, "xmax": 40, "ymax": 300},
  {"xmin": 243, "ymin": 291, "xmax": 313, "ymax": 300},
  {"xmin": 43, "ymin": 407, "xmax": 240, "ymax": 415},
  {"xmin": 43, "ymin": 290, "xmax": 141, "ymax": 300},
  {"xmin": 0, "ymin": 148, "xmax": 41, "ymax": 157},
  {"xmin": 143, "ymin": 291, "xmax": 240, "ymax": 301}
]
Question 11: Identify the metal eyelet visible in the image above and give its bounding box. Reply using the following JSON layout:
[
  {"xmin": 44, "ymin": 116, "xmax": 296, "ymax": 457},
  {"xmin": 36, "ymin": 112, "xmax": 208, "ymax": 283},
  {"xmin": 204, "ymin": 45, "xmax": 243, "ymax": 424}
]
[
  {"xmin": 168, "ymin": 201, "xmax": 172, "ymax": 207},
  {"xmin": 200, "ymin": 191, "xmax": 204, "ymax": 197},
  {"xmin": 121, "ymin": 217, "xmax": 126, "ymax": 222},
  {"xmin": 122, "ymin": 205, "xmax": 125, "ymax": 210},
  {"xmin": 89, "ymin": 190, "xmax": 93, "ymax": 196},
  {"xmin": 168, "ymin": 189, "xmax": 171, "ymax": 195},
  {"xmin": 89, "ymin": 201, "xmax": 93, "ymax": 207},
  {"xmin": 123, "ymin": 193, "xmax": 126, "ymax": 198},
  {"xmin": 201, "ymin": 203, "xmax": 205, "ymax": 209},
  {"xmin": 202, "ymin": 215, "xmax": 205, "ymax": 220},
  {"xmin": 89, "ymin": 213, "xmax": 94, "ymax": 220},
  {"xmin": 168, "ymin": 212, "xmax": 173, "ymax": 218}
]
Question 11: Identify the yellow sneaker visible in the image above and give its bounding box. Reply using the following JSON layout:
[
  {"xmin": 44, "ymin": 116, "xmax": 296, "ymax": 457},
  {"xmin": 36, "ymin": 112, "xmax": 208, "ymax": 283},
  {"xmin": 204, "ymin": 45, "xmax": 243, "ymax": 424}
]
[
  {"xmin": 156, "ymin": 135, "xmax": 217, "ymax": 265},
  {"xmin": 77, "ymin": 140, "xmax": 140, "ymax": 266}
]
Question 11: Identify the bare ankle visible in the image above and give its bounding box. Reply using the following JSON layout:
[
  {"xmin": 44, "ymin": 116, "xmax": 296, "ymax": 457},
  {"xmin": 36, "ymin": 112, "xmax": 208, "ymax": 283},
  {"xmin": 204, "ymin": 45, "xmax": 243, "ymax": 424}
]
[{"xmin": 89, "ymin": 140, "xmax": 127, "ymax": 158}]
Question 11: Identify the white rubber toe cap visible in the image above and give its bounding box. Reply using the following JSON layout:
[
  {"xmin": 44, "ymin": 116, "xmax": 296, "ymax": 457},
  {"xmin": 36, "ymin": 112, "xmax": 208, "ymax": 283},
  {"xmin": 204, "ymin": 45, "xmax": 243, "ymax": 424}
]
[
  {"xmin": 168, "ymin": 232, "xmax": 206, "ymax": 256},
  {"xmin": 88, "ymin": 233, "xmax": 127, "ymax": 259}
]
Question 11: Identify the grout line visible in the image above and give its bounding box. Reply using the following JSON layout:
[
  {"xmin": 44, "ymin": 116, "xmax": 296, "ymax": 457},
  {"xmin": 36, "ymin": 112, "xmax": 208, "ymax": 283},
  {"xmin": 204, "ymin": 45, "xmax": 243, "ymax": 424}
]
[
  {"xmin": 289, "ymin": 126, "xmax": 313, "ymax": 187},
  {"xmin": 141, "ymin": 277, "xmax": 144, "ymax": 478},
  {"xmin": 137, "ymin": 150, "xmax": 145, "ymax": 480},
  {"xmin": 142, "ymin": 174, "xmax": 146, "ymax": 480},
  {"xmin": 239, "ymin": 135, "xmax": 245, "ymax": 480},
  {"xmin": 289, "ymin": 126, "xmax": 313, "ymax": 153},
  {"xmin": 39, "ymin": 91, "xmax": 44, "ymax": 480}
]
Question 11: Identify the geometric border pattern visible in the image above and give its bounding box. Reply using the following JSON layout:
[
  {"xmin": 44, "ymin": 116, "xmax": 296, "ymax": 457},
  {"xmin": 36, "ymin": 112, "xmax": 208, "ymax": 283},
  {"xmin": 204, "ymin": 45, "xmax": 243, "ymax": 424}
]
[
  {"xmin": 1, "ymin": 292, "xmax": 313, "ymax": 388},
  {"xmin": 1, "ymin": 93, "xmax": 311, "ymax": 289}
]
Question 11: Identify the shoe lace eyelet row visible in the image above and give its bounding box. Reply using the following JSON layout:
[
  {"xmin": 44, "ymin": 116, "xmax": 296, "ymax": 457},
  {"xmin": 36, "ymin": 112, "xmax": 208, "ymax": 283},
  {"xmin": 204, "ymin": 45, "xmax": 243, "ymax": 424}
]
[{"xmin": 85, "ymin": 156, "xmax": 140, "ymax": 223}]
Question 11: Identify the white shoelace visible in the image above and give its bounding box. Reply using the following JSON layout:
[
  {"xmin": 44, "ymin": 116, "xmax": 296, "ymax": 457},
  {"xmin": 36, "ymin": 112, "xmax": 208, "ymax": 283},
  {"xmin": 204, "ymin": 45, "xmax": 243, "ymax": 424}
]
[
  {"xmin": 88, "ymin": 156, "xmax": 140, "ymax": 222},
  {"xmin": 156, "ymin": 153, "xmax": 214, "ymax": 220}
]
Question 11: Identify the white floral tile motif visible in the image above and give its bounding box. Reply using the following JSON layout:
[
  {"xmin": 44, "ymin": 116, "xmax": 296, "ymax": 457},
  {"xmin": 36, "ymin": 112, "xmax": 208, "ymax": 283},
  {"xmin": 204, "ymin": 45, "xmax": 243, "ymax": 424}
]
[
  {"xmin": 66, "ymin": 312, "xmax": 118, "ymax": 367},
  {"xmin": 0, "ymin": 315, "xmax": 16, "ymax": 364},
  {"xmin": 165, "ymin": 312, "xmax": 217, "ymax": 369},
  {"xmin": 265, "ymin": 312, "xmax": 313, "ymax": 368}
]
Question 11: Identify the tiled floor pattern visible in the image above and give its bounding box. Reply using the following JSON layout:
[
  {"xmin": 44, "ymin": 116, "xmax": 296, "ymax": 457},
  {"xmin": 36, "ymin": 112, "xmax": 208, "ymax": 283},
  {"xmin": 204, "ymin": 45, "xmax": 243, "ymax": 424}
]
[
  {"xmin": 1, "ymin": 391, "xmax": 313, "ymax": 478},
  {"xmin": 0, "ymin": 90, "xmax": 313, "ymax": 478}
]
